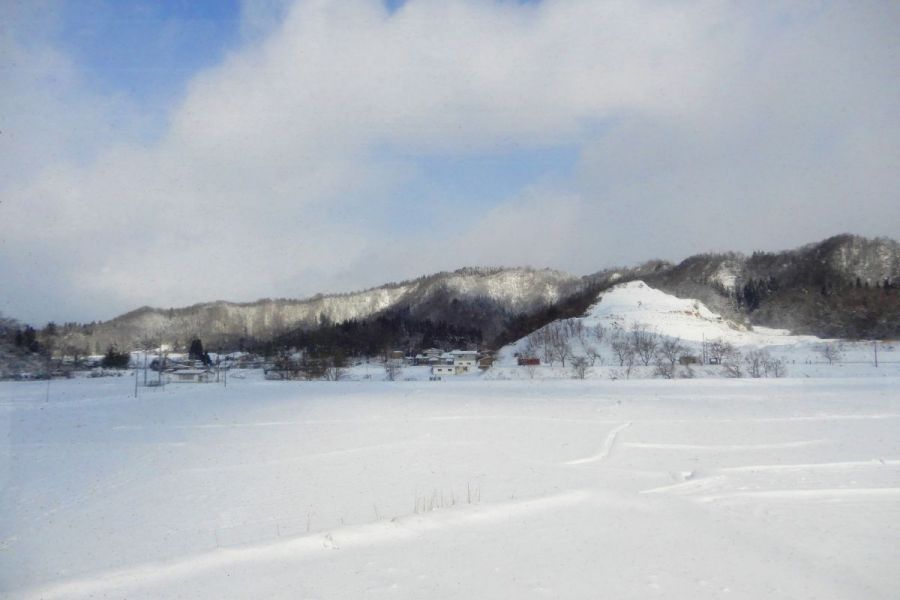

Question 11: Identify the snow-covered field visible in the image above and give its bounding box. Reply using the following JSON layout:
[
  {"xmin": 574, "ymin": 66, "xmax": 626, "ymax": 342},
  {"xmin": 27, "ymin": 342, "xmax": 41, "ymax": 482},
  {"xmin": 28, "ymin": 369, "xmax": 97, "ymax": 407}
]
[{"xmin": 2, "ymin": 374, "xmax": 899, "ymax": 598}]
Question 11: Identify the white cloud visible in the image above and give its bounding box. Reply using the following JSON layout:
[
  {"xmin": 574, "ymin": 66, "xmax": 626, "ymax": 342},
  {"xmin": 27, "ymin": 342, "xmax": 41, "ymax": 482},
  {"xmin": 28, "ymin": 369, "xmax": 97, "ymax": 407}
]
[{"xmin": 2, "ymin": 0, "xmax": 899, "ymax": 323}]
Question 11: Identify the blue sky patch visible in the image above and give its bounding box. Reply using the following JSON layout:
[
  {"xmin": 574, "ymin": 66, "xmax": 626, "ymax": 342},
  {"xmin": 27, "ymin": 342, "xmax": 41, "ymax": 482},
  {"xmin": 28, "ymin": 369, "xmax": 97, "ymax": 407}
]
[{"xmin": 56, "ymin": 0, "xmax": 241, "ymax": 121}]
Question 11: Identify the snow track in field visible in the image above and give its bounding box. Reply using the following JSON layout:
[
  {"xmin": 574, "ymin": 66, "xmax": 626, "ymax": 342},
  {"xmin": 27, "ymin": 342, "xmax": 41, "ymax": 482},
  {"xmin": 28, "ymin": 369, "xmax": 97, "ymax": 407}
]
[{"xmin": 565, "ymin": 421, "xmax": 631, "ymax": 465}]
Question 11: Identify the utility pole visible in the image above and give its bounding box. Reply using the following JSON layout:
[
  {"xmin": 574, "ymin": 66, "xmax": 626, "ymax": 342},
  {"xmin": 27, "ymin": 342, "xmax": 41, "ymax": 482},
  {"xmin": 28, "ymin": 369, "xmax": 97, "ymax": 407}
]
[
  {"xmin": 874, "ymin": 340, "xmax": 878, "ymax": 368},
  {"xmin": 702, "ymin": 333, "xmax": 706, "ymax": 365}
]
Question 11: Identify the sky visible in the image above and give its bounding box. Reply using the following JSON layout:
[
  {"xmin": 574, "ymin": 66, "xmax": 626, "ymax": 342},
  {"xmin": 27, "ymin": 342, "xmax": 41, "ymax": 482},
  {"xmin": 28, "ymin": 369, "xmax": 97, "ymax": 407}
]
[{"xmin": 1, "ymin": 0, "xmax": 899, "ymax": 325}]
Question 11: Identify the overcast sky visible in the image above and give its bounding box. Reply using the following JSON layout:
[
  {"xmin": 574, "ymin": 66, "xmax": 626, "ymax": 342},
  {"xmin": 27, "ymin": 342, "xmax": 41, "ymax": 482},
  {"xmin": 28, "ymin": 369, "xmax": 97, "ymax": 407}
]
[{"xmin": 2, "ymin": 0, "xmax": 899, "ymax": 325}]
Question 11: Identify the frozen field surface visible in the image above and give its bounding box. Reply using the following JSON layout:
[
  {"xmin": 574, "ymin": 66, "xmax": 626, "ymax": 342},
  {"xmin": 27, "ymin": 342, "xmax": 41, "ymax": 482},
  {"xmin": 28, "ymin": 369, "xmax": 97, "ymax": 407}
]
[{"xmin": 2, "ymin": 376, "xmax": 899, "ymax": 598}]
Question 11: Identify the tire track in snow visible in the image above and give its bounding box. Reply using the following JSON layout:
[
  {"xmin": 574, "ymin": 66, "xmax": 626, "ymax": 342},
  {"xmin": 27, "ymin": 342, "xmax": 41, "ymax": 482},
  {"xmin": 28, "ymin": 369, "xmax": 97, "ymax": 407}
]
[
  {"xmin": 641, "ymin": 460, "xmax": 900, "ymax": 496},
  {"xmin": 565, "ymin": 421, "xmax": 632, "ymax": 465},
  {"xmin": 721, "ymin": 458, "xmax": 900, "ymax": 473},
  {"xmin": 641, "ymin": 475, "xmax": 727, "ymax": 496},
  {"xmin": 624, "ymin": 440, "xmax": 824, "ymax": 451},
  {"xmin": 21, "ymin": 490, "xmax": 594, "ymax": 600},
  {"xmin": 697, "ymin": 487, "xmax": 900, "ymax": 503}
]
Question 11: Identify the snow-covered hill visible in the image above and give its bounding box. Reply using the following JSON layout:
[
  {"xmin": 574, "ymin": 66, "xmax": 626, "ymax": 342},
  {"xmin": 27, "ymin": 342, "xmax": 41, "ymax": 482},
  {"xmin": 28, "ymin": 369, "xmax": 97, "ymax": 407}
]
[
  {"xmin": 498, "ymin": 281, "xmax": 822, "ymax": 367},
  {"xmin": 87, "ymin": 267, "xmax": 582, "ymax": 350},
  {"xmin": 575, "ymin": 281, "xmax": 820, "ymax": 346}
]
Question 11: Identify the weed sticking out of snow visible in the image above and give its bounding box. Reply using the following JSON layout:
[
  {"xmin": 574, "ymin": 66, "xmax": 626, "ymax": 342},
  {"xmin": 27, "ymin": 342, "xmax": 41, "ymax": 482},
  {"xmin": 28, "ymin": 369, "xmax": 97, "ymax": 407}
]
[{"xmin": 413, "ymin": 483, "xmax": 481, "ymax": 514}]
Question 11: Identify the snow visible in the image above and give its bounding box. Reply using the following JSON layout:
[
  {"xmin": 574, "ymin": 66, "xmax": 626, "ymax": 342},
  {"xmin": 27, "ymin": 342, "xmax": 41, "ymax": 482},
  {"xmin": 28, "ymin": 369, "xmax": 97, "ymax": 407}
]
[
  {"xmin": 712, "ymin": 264, "xmax": 739, "ymax": 291},
  {"xmin": 106, "ymin": 268, "xmax": 580, "ymax": 342},
  {"xmin": 435, "ymin": 268, "xmax": 578, "ymax": 311},
  {"xmin": 575, "ymin": 280, "xmax": 820, "ymax": 346},
  {"xmin": 496, "ymin": 280, "xmax": 838, "ymax": 370},
  {"xmin": 2, "ymin": 374, "xmax": 900, "ymax": 599}
]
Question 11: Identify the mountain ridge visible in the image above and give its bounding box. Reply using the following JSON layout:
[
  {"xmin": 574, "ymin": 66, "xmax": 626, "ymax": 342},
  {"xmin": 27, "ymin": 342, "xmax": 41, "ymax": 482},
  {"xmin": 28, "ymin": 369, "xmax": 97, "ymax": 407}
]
[{"xmin": 22, "ymin": 234, "xmax": 900, "ymax": 355}]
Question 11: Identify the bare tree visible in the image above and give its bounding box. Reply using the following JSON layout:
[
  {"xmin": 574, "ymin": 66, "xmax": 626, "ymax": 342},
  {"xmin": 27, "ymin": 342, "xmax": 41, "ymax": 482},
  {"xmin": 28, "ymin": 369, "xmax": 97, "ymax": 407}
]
[
  {"xmin": 708, "ymin": 338, "xmax": 735, "ymax": 365},
  {"xmin": 384, "ymin": 360, "xmax": 402, "ymax": 381},
  {"xmin": 722, "ymin": 348, "xmax": 743, "ymax": 378},
  {"xmin": 526, "ymin": 329, "xmax": 556, "ymax": 366},
  {"xmin": 585, "ymin": 324, "xmax": 606, "ymax": 366},
  {"xmin": 654, "ymin": 337, "xmax": 686, "ymax": 379},
  {"xmin": 623, "ymin": 352, "xmax": 635, "ymax": 378},
  {"xmin": 522, "ymin": 335, "xmax": 539, "ymax": 362},
  {"xmin": 546, "ymin": 322, "xmax": 572, "ymax": 367},
  {"xmin": 657, "ymin": 337, "xmax": 686, "ymax": 367},
  {"xmin": 270, "ymin": 349, "xmax": 302, "ymax": 380},
  {"xmin": 630, "ymin": 323, "xmax": 658, "ymax": 366},
  {"xmin": 300, "ymin": 355, "xmax": 324, "ymax": 380},
  {"xmin": 765, "ymin": 356, "xmax": 787, "ymax": 378},
  {"xmin": 567, "ymin": 321, "xmax": 604, "ymax": 366},
  {"xmin": 817, "ymin": 343, "xmax": 843, "ymax": 365},
  {"xmin": 610, "ymin": 331, "xmax": 635, "ymax": 367},
  {"xmin": 571, "ymin": 356, "xmax": 590, "ymax": 380},
  {"xmin": 569, "ymin": 320, "xmax": 590, "ymax": 361},
  {"xmin": 322, "ymin": 352, "xmax": 348, "ymax": 381},
  {"xmin": 744, "ymin": 349, "xmax": 769, "ymax": 378}
]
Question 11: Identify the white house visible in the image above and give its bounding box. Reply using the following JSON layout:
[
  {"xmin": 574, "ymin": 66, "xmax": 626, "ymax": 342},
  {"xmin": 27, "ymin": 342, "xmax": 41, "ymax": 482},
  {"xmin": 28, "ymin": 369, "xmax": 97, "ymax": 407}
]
[
  {"xmin": 450, "ymin": 350, "xmax": 478, "ymax": 373},
  {"xmin": 430, "ymin": 350, "xmax": 480, "ymax": 376}
]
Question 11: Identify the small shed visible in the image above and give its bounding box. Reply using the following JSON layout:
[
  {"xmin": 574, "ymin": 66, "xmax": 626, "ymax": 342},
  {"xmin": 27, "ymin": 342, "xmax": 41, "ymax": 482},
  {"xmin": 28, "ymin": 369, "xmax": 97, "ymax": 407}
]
[{"xmin": 431, "ymin": 365, "xmax": 456, "ymax": 377}]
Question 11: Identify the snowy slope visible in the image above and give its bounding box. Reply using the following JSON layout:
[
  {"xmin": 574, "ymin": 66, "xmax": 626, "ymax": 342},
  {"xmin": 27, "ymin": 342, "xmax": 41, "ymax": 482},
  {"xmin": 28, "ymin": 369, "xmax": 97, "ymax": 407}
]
[
  {"xmin": 498, "ymin": 280, "xmax": 823, "ymax": 367},
  {"xmin": 429, "ymin": 267, "xmax": 576, "ymax": 312},
  {"xmin": 575, "ymin": 280, "xmax": 821, "ymax": 346}
]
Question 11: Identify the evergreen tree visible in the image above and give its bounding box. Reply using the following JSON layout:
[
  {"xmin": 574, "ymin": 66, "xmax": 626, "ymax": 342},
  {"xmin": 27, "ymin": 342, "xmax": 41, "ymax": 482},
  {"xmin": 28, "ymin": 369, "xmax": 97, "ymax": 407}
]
[
  {"xmin": 101, "ymin": 346, "xmax": 130, "ymax": 368},
  {"xmin": 189, "ymin": 338, "xmax": 205, "ymax": 362}
]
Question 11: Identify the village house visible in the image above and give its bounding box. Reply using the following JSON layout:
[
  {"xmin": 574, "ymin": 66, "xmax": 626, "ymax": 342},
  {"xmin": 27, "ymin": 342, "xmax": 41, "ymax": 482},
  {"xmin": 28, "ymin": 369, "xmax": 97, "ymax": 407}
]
[
  {"xmin": 451, "ymin": 350, "xmax": 478, "ymax": 373},
  {"xmin": 430, "ymin": 349, "xmax": 481, "ymax": 377},
  {"xmin": 414, "ymin": 347, "xmax": 444, "ymax": 366}
]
